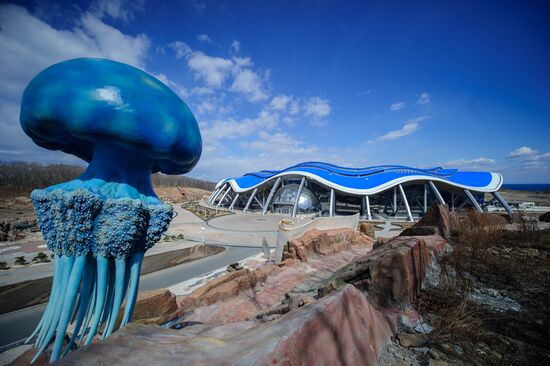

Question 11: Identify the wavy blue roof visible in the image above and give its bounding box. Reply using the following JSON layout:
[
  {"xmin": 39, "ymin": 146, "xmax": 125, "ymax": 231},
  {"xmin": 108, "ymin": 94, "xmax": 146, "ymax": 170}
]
[{"xmin": 218, "ymin": 161, "xmax": 503, "ymax": 194}]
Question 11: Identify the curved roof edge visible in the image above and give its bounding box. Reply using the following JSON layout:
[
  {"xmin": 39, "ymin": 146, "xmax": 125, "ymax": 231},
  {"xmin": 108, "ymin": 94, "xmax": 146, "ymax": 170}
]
[{"xmin": 215, "ymin": 162, "xmax": 503, "ymax": 195}]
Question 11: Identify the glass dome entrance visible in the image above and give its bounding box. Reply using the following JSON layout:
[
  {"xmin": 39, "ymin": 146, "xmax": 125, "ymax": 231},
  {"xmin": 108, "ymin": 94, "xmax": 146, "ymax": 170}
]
[{"xmin": 271, "ymin": 183, "xmax": 321, "ymax": 214}]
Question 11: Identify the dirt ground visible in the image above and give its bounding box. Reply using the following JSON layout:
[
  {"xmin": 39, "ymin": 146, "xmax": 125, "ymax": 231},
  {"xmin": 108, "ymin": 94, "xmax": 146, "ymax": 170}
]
[
  {"xmin": 0, "ymin": 186, "xmax": 211, "ymax": 244},
  {"xmin": 0, "ymin": 244, "xmax": 224, "ymax": 315},
  {"xmin": 489, "ymin": 188, "xmax": 550, "ymax": 207},
  {"xmin": 411, "ymin": 225, "xmax": 550, "ymax": 365}
]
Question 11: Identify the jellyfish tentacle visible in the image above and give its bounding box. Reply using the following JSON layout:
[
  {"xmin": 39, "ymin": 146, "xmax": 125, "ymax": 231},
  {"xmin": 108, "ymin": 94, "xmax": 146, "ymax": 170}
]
[
  {"xmin": 32, "ymin": 255, "xmax": 75, "ymax": 363},
  {"xmin": 120, "ymin": 251, "xmax": 144, "ymax": 327},
  {"xmin": 100, "ymin": 260, "xmax": 116, "ymax": 333},
  {"xmin": 62, "ymin": 255, "xmax": 95, "ymax": 356},
  {"xmin": 50, "ymin": 255, "xmax": 87, "ymax": 362},
  {"xmin": 84, "ymin": 256, "xmax": 109, "ymax": 346},
  {"xmin": 103, "ymin": 258, "xmax": 126, "ymax": 337},
  {"xmin": 26, "ymin": 254, "xmax": 61, "ymax": 345},
  {"xmin": 77, "ymin": 275, "xmax": 97, "ymax": 347}
]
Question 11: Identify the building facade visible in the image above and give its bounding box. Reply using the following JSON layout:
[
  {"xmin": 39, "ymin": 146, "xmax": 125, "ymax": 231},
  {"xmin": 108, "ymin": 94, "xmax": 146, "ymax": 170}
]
[{"xmin": 208, "ymin": 162, "xmax": 512, "ymax": 221}]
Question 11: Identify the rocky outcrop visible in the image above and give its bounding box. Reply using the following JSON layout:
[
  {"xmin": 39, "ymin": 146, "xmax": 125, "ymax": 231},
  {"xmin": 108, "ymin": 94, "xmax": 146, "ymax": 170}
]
[
  {"xmin": 128, "ymin": 289, "xmax": 179, "ymax": 325},
  {"xmin": 178, "ymin": 265, "xmax": 278, "ymax": 312},
  {"xmin": 113, "ymin": 289, "xmax": 180, "ymax": 327},
  {"xmin": 319, "ymin": 235, "xmax": 446, "ymax": 308},
  {"xmin": 283, "ymin": 228, "xmax": 373, "ymax": 262},
  {"xmin": 401, "ymin": 204, "xmax": 457, "ymax": 239},
  {"xmin": 58, "ymin": 285, "xmax": 398, "ymax": 366}
]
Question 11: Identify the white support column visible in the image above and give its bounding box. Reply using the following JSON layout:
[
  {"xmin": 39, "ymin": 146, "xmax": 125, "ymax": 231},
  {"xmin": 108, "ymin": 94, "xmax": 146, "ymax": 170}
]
[
  {"xmin": 229, "ymin": 193, "xmax": 240, "ymax": 211},
  {"xmin": 329, "ymin": 188, "xmax": 335, "ymax": 217},
  {"xmin": 451, "ymin": 193, "xmax": 456, "ymax": 212},
  {"xmin": 398, "ymin": 184, "xmax": 413, "ymax": 222},
  {"xmin": 423, "ymin": 183, "xmax": 428, "ymax": 213},
  {"xmin": 206, "ymin": 189, "xmax": 216, "ymax": 204},
  {"xmin": 217, "ymin": 186, "xmax": 232, "ymax": 208},
  {"xmin": 291, "ymin": 177, "xmax": 306, "ymax": 218},
  {"xmin": 393, "ymin": 187, "xmax": 398, "ymax": 215},
  {"xmin": 243, "ymin": 188, "xmax": 257, "ymax": 213},
  {"xmin": 254, "ymin": 196, "xmax": 264, "ymax": 210},
  {"xmin": 262, "ymin": 177, "xmax": 282, "ymax": 215},
  {"xmin": 211, "ymin": 184, "xmax": 226, "ymax": 205},
  {"xmin": 365, "ymin": 195, "xmax": 372, "ymax": 220},
  {"xmin": 464, "ymin": 189, "xmax": 483, "ymax": 212},
  {"xmin": 428, "ymin": 181, "xmax": 445, "ymax": 205},
  {"xmin": 492, "ymin": 191, "xmax": 513, "ymax": 215}
]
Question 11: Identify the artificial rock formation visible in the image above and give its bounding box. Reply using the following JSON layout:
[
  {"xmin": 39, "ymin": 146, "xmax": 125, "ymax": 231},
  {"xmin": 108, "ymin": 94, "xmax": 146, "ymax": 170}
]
[
  {"xmin": 36, "ymin": 229, "xmax": 450, "ymax": 366},
  {"xmin": 283, "ymin": 227, "xmax": 373, "ymax": 262},
  {"xmin": 400, "ymin": 204, "xmax": 458, "ymax": 239},
  {"xmin": 178, "ymin": 265, "xmax": 278, "ymax": 312},
  {"xmin": 58, "ymin": 286, "xmax": 398, "ymax": 366}
]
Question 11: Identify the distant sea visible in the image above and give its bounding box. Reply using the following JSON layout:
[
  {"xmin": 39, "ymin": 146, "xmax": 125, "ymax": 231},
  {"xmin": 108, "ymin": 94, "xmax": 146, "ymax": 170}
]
[{"xmin": 502, "ymin": 184, "xmax": 550, "ymax": 192}]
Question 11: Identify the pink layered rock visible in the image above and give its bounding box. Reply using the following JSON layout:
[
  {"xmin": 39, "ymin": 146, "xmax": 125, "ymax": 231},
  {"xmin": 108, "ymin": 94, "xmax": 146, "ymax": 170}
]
[
  {"xmin": 400, "ymin": 204, "xmax": 457, "ymax": 239},
  {"xmin": 283, "ymin": 228, "xmax": 373, "ymax": 262},
  {"xmin": 58, "ymin": 286, "xmax": 398, "ymax": 366},
  {"xmin": 115, "ymin": 289, "xmax": 180, "ymax": 327},
  {"xmin": 178, "ymin": 265, "xmax": 279, "ymax": 313},
  {"xmin": 320, "ymin": 236, "xmax": 439, "ymax": 308}
]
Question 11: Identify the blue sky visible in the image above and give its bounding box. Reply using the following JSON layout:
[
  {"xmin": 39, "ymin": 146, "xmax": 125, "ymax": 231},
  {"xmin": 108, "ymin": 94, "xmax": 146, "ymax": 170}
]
[{"xmin": 0, "ymin": 0, "xmax": 549, "ymax": 183}]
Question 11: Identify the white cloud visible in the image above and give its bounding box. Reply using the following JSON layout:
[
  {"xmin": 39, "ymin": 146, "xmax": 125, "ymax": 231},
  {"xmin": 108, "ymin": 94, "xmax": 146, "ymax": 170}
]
[
  {"xmin": 305, "ymin": 97, "xmax": 331, "ymax": 117},
  {"xmin": 283, "ymin": 116, "xmax": 295, "ymax": 126},
  {"xmin": 304, "ymin": 97, "xmax": 331, "ymax": 127},
  {"xmin": 376, "ymin": 123, "xmax": 419, "ymax": 141},
  {"xmin": 438, "ymin": 157, "xmax": 496, "ymax": 169},
  {"xmin": 246, "ymin": 131, "xmax": 319, "ymax": 156},
  {"xmin": 371, "ymin": 116, "xmax": 430, "ymax": 142},
  {"xmin": 390, "ymin": 101, "xmax": 406, "ymax": 111},
  {"xmin": 416, "ymin": 92, "xmax": 431, "ymax": 105},
  {"xmin": 91, "ymin": 0, "xmax": 145, "ymax": 22},
  {"xmin": 196, "ymin": 100, "xmax": 216, "ymax": 115},
  {"xmin": 187, "ymin": 52, "xmax": 233, "ymax": 88},
  {"xmin": 170, "ymin": 42, "xmax": 268, "ymax": 101},
  {"xmin": 169, "ymin": 41, "xmax": 192, "ymax": 59},
  {"xmin": 506, "ymin": 146, "xmax": 538, "ymax": 159},
  {"xmin": 289, "ymin": 100, "xmax": 300, "ymax": 115},
  {"xmin": 230, "ymin": 68, "xmax": 268, "ymax": 102},
  {"xmin": 197, "ymin": 34, "xmax": 212, "ymax": 44},
  {"xmin": 231, "ymin": 40, "xmax": 240, "ymax": 52},
  {"xmin": 270, "ymin": 94, "xmax": 292, "ymax": 111},
  {"xmin": 200, "ymin": 110, "xmax": 279, "ymax": 143}
]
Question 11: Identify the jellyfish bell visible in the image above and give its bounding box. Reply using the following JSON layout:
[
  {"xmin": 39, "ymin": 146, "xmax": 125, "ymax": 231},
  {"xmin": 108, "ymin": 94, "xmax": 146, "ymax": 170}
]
[{"xmin": 20, "ymin": 58, "xmax": 202, "ymax": 362}]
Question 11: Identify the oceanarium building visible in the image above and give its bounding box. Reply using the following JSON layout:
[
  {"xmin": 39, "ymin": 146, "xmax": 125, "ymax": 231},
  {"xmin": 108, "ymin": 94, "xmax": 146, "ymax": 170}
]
[{"xmin": 208, "ymin": 162, "xmax": 512, "ymax": 221}]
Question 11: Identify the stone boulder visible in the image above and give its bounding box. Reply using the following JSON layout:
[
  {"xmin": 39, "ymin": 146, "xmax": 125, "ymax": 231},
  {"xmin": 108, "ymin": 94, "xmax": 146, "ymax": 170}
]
[
  {"xmin": 283, "ymin": 228, "xmax": 373, "ymax": 262},
  {"xmin": 319, "ymin": 236, "xmax": 438, "ymax": 308},
  {"xmin": 117, "ymin": 288, "xmax": 179, "ymax": 326},
  {"xmin": 401, "ymin": 204, "xmax": 456, "ymax": 240},
  {"xmin": 58, "ymin": 285, "xmax": 398, "ymax": 366}
]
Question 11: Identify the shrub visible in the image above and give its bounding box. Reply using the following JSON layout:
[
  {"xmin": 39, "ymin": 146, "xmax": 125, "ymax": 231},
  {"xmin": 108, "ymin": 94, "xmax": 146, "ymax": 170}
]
[
  {"xmin": 0, "ymin": 261, "xmax": 9, "ymax": 270},
  {"xmin": 14, "ymin": 256, "xmax": 28, "ymax": 265},
  {"xmin": 32, "ymin": 252, "xmax": 51, "ymax": 263}
]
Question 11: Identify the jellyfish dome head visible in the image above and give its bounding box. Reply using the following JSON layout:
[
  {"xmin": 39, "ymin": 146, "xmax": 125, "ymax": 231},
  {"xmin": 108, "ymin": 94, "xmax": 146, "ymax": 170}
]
[{"xmin": 20, "ymin": 58, "xmax": 202, "ymax": 362}]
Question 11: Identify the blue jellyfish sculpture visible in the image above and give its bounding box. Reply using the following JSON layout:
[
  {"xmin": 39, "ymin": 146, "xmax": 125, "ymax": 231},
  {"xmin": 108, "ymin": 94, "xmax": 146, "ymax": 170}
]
[{"xmin": 19, "ymin": 58, "xmax": 202, "ymax": 362}]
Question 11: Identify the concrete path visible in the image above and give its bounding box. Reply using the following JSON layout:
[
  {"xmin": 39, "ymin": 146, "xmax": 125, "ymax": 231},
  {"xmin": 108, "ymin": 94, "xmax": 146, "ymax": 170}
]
[
  {"xmin": 167, "ymin": 203, "xmax": 281, "ymax": 248},
  {"xmin": 373, "ymin": 214, "xmax": 405, "ymax": 238}
]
